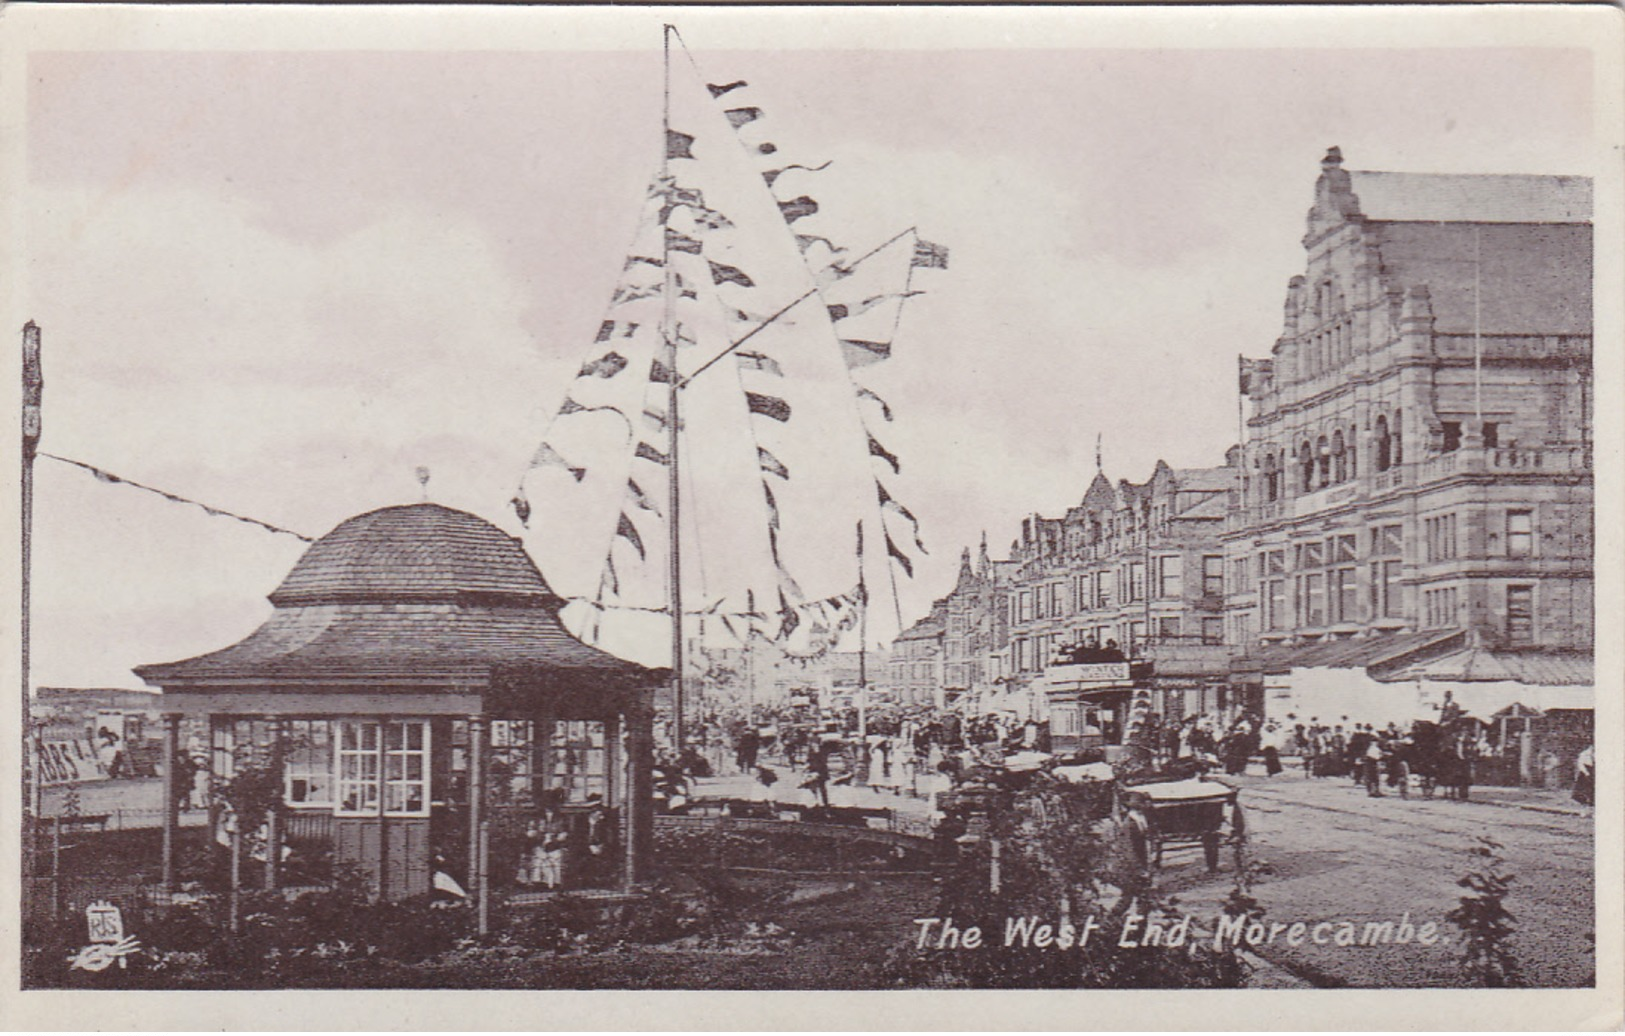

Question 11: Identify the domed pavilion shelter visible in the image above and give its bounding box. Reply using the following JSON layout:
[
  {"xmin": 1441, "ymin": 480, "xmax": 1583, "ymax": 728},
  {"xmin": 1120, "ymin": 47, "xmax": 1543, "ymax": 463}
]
[{"xmin": 136, "ymin": 503, "xmax": 661, "ymax": 904}]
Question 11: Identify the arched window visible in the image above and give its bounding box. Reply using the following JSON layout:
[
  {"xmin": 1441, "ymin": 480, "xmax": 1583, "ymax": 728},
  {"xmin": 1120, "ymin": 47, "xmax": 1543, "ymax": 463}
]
[
  {"xmin": 1316, "ymin": 435, "xmax": 1331, "ymax": 488},
  {"xmin": 1346, "ymin": 426, "xmax": 1358, "ymax": 480},
  {"xmin": 1392, "ymin": 409, "xmax": 1403, "ymax": 466},
  {"xmin": 1332, "ymin": 430, "xmax": 1346, "ymax": 482},
  {"xmin": 1299, "ymin": 441, "xmax": 1315, "ymax": 494},
  {"xmin": 1375, "ymin": 416, "xmax": 1391, "ymax": 472},
  {"xmin": 1263, "ymin": 453, "xmax": 1279, "ymax": 503}
]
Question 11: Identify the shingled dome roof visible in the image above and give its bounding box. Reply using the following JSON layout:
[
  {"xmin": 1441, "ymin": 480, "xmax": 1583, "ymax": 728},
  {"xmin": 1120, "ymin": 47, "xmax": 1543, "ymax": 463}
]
[
  {"xmin": 136, "ymin": 503, "xmax": 657, "ymax": 687},
  {"xmin": 270, "ymin": 503, "xmax": 558, "ymax": 606}
]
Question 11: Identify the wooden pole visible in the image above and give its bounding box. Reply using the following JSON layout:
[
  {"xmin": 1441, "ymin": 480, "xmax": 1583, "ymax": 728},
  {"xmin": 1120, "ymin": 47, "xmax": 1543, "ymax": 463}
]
[
  {"xmin": 661, "ymin": 23, "xmax": 687, "ymax": 755},
  {"xmin": 477, "ymin": 821, "xmax": 490, "ymax": 936},
  {"xmin": 229, "ymin": 819, "xmax": 242, "ymax": 933},
  {"xmin": 161, "ymin": 714, "xmax": 180, "ymax": 892},
  {"xmin": 21, "ymin": 322, "xmax": 41, "ymax": 894},
  {"xmin": 467, "ymin": 716, "xmax": 486, "ymax": 903}
]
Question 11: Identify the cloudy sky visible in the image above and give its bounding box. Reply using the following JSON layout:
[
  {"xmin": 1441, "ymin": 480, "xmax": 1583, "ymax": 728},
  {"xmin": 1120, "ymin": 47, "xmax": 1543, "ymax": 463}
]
[{"xmin": 6, "ymin": 7, "xmax": 1601, "ymax": 688}]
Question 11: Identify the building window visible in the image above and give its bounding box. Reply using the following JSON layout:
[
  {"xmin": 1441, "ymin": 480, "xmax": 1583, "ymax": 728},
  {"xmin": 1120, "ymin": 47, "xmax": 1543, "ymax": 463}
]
[
  {"xmin": 1299, "ymin": 441, "xmax": 1315, "ymax": 493},
  {"xmin": 1265, "ymin": 579, "xmax": 1287, "ymax": 630},
  {"xmin": 1374, "ymin": 415, "xmax": 1391, "ymax": 472},
  {"xmin": 283, "ymin": 719, "xmax": 333, "ymax": 808},
  {"xmin": 1332, "ymin": 430, "xmax": 1347, "ymax": 483},
  {"xmin": 1373, "ymin": 524, "xmax": 1403, "ymax": 558},
  {"xmin": 336, "ymin": 720, "xmax": 430, "ymax": 818},
  {"xmin": 1158, "ymin": 555, "xmax": 1183, "ymax": 598},
  {"xmin": 1373, "ymin": 560, "xmax": 1404, "ymax": 619},
  {"xmin": 1202, "ymin": 616, "xmax": 1224, "ymax": 645},
  {"xmin": 1441, "ymin": 421, "xmax": 1462, "ymax": 453},
  {"xmin": 1482, "ymin": 422, "xmax": 1499, "ymax": 448},
  {"xmin": 1303, "ymin": 573, "xmax": 1326, "ymax": 626},
  {"xmin": 1203, "ymin": 555, "xmax": 1224, "ymax": 596},
  {"xmin": 1316, "ymin": 435, "xmax": 1331, "ymax": 488},
  {"xmin": 1262, "ymin": 454, "xmax": 1280, "ymax": 502},
  {"xmin": 489, "ymin": 720, "xmax": 536, "ymax": 805},
  {"xmin": 1507, "ymin": 510, "xmax": 1533, "ymax": 558},
  {"xmin": 1329, "ymin": 567, "xmax": 1358, "ymax": 623},
  {"xmin": 1424, "ymin": 586, "xmax": 1459, "ymax": 630},
  {"xmin": 1156, "ymin": 615, "xmax": 1182, "ymax": 640},
  {"xmin": 1296, "ymin": 540, "xmax": 1324, "ymax": 571},
  {"xmin": 1425, "ymin": 514, "xmax": 1458, "ymax": 562},
  {"xmin": 1230, "ymin": 557, "xmax": 1248, "ymax": 595},
  {"xmin": 1128, "ymin": 562, "xmax": 1146, "ymax": 602},
  {"xmin": 1018, "ymin": 591, "xmax": 1033, "ymax": 623},
  {"xmin": 551, "ymin": 720, "xmax": 608, "ymax": 805},
  {"xmin": 1506, "ymin": 585, "xmax": 1535, "ymax": 646}
]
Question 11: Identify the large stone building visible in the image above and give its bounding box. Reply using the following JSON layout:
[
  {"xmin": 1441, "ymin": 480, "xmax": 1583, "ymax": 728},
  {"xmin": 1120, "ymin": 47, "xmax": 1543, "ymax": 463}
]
[
  {"xmin": 887, "ymin": 600, "xmax": 946, "ymax": 707},
  {"xmin": 1005, "ymin": 457, "xmax": 1238, "ymax": 721},
  {"xmin": 1225, "ymin": 148, "xmax": 1593, "ymax": 722}
]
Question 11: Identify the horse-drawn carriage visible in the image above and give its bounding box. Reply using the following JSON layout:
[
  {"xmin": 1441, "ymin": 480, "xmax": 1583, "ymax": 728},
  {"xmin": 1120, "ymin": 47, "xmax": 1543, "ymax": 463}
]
[
  {"xmin": 1114, "ymin": 776, "xmax": 1246, "ymax": 879},
  {"xmin": 940, "ymin": 756, "xmax": 1247, "ymax": 886}
]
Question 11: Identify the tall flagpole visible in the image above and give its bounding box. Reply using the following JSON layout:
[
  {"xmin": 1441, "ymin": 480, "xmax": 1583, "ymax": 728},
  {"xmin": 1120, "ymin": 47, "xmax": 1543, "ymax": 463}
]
[
  {"xmin": 857, "ymin": 522, "xmax": 868, "ymax": 747},
  {"xmin": 21, "ymin": 322, "xmax": 41, "ymax": 889},
  {"xmin": 662, "ymin": 25, "xmax": 687, "ymax": 753}
]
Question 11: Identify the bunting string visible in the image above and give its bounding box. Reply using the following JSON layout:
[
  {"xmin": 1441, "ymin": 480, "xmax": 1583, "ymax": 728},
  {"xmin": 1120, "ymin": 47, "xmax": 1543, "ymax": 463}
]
[{"xmin": 41, "ymin": 454, "xmax": 314, "ymax": 541}]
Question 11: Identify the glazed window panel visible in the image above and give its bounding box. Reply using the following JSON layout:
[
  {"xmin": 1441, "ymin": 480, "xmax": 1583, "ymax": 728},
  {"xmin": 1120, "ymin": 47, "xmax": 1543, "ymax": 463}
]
[
  {"xmin": 551, "ymin": 720, "xmax": 609, "ymax": 805},
  {"xmin": 336, "ymin": 719, "xmax": 429, "ymax": 817},
  {"xmin": 1507, "ymin": 510, "xmax": 1533, "ymax": 558},
  {"xmin": 284, "ymin": 719, "xmax": 333, "ymax": 808}
]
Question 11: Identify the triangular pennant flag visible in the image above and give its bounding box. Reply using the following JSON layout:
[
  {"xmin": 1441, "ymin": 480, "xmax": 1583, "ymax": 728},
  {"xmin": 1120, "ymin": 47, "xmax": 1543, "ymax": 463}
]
[
  {"xmin": 856, "ymin": 386, "xmax": 893, "ymax": 422},
  {"xmin": 578, "ymin": 351, "xmax": 629, "ymax": 379},
  {"xmin": 868, "ymin": 435, "xmax": 900, "ymax": 474},
  {"xmin": 912, "ymin": 238, "xmax": 950, "ymax": 269},
  {"xmin": 778, "ymin": 589, "xmax": 801, "ymax": 640},
  {"xmin": 625, "ymin": 255, "xmax": 663, "ymax": 271},
  {"xmin": 616, "ymin": 513, "xmax": 646, "ymax": 561},
  {"xmin": 878, "ymin": 481, "xmax": 928, "ymax": 554},
  {"xmin": 725, "ymin": 107, "xmax": 764, "ymax": 128},
  {"xmin": 708, "ymin": 260, "xmax": 755, "ymax": 288},
  {"xmin": 840, "ymin": 340, "xmax": 891, "ymax": 368},
  {"xmin": 746, "ymin": 392, "xmax": 792, "ymax": 423},
  {"xmin": 611, "ymin": 283, "xmax": 661, "ymax": 306},
  {"xmin": 559, "ymin": 397, "xmax": 586, "ymax": 416},
  {"xmin": 628, "ymin": 478, "xmax": 663, "ymax": 517},
  {"xmin": 757, "ymin": 142, "xmax": 777, "ymax": 155},
  {"xmin": 777, "ymin": 196, "xmax": 819, "ymax": 223},
  {"xmin": 666, "ymin": 129, "xmax": 696, "ymax": 161},
  {"xmin": 665, "ymin": 228, "xmax": 704, "ymax": 255},
  {"xmin": 530, "ymin": 442, "xmax": 587, "ymax": 482},
  {"xmin": 736, "ymin": 351, "xmax": 784, "ymax": 377},
  {"xmin": 596, "ymin": 320, "xmax": 616, "ymax": 343},
  {"xmin": 885, "ymin": 532, "xmax": 915, "ymax": 578},
  {"xmin": 707, "ymin": 80, "xmax": 748, "ymax": 98},
  {"xmin": 649, "ymin": 358, "xmax": 677, "ymax": 384},
  {"xmin": 635, "ymin": 441, "xmax": 670, "ymax": 467},
  {"xmin": 762, "ymin": 160, "xmax": 832, "ymax": 188},
  {"xmin": 763, "ymin": 482, "xmax": 780, "ymax": 531},
  {"xmin": 794, "ymin": 233, "xmax": 847, "ymax": 258},
  {"xmin": 510, "ymin": 489, "xmax": 532, "ymax": 528},
  {"xmin": 757, "ymin": 447, "xmax": 789, "ymax": 480}
]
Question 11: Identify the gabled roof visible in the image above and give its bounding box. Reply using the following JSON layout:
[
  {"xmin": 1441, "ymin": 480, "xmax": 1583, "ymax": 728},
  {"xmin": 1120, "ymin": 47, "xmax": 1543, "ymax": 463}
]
[
  {"xmin": 1170, "ymin": 467, "xmax": 1236, "ymax": 493},
  {"xmin": 1348, "ymin": 170, "xmax": 1592, "ymax": 224},
  {"xmin": 1174, "ymin": 493, "xmax": 1231, "ymax": 521},
  {"xmin": 895, "ymin": 601, "xmax": 948, "ymax": 642}
]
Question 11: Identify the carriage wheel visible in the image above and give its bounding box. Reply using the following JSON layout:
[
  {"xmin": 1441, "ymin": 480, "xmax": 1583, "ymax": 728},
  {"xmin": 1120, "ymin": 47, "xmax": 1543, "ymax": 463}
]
[
  {"xmin": 1231, "ymin": 802, "xmax": 1248, "ymax": 873},
  {"xmin": 1124, "ymin": 812, "xmax": 1154, "ymax": 884}
]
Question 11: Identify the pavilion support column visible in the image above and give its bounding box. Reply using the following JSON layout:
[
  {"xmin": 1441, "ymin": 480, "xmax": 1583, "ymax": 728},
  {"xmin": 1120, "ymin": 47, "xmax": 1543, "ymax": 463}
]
[
  {"xmin": 262, "ymin": 716, "xmax": 282, "ymax": 890},
  {"xmin": 467, "ymin": 716, "xmax": 487, "ymax": 900},
  {"xmin": 623, "ymin": 702, "xmax": 654, "ymax": 889},
  {"xmin": 161, "ymin": 713, "xmax": 181, "ymax": 893}
]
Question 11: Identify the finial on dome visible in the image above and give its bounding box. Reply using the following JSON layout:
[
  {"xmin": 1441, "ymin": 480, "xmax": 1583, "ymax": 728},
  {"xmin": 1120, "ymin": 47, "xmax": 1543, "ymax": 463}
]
[
  {"xmin": 414, "ymin": 466, "xmax": 431, "ymax": 501},
  {"xmin": 1322, "ymin": 146, "xmax": 1343, "ymax": 169}
]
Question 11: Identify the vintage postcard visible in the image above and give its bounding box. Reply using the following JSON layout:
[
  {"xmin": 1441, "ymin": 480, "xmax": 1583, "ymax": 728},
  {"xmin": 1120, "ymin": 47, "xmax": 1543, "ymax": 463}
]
[{"xmin": 1, "ymin": 3, "xmax": 1620, "ymax": 1030}]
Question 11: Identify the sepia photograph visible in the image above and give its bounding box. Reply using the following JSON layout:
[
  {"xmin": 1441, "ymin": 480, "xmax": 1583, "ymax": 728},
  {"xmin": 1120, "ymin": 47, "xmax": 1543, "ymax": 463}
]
[{"xmin": 2, "ymin": 4, "xmax": 1619, "ymax": 1028}]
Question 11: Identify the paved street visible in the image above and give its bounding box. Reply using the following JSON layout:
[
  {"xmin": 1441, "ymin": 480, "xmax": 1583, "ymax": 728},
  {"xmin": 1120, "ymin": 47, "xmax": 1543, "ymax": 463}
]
[{"xmin": 1148, "ymin": 771, "xmax": 1594, "ymax": 988}]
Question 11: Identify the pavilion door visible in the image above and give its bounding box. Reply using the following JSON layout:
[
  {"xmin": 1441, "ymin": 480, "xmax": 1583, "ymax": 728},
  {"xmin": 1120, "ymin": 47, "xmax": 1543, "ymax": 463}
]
[{"xmin": 334, "ymin": 817, "xmax": 431, "ymax": 901}]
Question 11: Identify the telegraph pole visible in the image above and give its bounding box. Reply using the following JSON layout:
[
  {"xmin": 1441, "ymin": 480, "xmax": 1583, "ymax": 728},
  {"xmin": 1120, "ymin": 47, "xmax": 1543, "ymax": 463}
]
[{"xmin": 21, "ymin": 322, "xmax": 42, "ymax": 887}]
